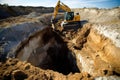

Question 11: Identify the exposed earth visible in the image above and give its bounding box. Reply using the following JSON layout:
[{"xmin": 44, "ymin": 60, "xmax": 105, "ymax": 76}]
[{"xmin": 0, "ymin": 6, "xmax": 120, "ymax": 80}]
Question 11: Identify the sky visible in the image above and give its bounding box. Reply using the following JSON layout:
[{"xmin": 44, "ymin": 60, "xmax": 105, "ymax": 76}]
[{"xmin": 0, "ymin": 0, "xmax": 120, "ymax": 8}]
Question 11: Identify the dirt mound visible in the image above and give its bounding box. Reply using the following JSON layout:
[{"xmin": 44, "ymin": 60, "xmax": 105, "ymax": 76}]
[{"xmin": 0, "ymin": 58, "xmax": 92, "ymax": 80}]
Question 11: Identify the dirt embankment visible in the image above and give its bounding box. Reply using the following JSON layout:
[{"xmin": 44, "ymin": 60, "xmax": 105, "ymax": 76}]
[
  {"xmin": 0, "ymin": 14, "xmax": 54, "ymax": 61},
  {"xmin": 68, "ymin": 23, "xmax": 120, "ymax": 77},
  {"xmin": 72, "ymin": 7, "xmax": 120, "ymax": 23}
]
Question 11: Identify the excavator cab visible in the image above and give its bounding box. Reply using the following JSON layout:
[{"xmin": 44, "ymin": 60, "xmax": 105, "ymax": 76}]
[{"xmin": 64, "ymin": 12, "xmax": 74, "ymax": 21}]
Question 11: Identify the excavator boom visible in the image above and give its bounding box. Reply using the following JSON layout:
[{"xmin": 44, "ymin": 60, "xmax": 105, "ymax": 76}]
[{"xmin": 52, "ymin": 0, "xmax": 71, "ymax": 19}]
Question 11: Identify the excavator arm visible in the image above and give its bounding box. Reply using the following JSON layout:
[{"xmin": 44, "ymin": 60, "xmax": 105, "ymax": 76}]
[
  {"xmin": 51, "ymin": 0, "xmax": 72, "ymax": 29},
  {"xmin": 52, "ymin": 0, "xmax": 71, "ymax": 22}
]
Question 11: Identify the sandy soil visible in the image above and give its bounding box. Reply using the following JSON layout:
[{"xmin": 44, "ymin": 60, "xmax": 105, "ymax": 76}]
[{"xmin": 0, "ymin": 58, "xmax": 93, "ymax": 80}]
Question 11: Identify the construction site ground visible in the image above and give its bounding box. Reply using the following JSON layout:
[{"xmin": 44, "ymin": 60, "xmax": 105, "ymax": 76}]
[{"xmin": 0, "ymin": 7, "xmax": 120, "ymax": 80}]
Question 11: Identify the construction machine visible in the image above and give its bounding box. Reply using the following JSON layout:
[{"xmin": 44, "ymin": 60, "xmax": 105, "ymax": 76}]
[{"xmin": 51, "ymin": 0, "xmax": 80, "ymax": 30}]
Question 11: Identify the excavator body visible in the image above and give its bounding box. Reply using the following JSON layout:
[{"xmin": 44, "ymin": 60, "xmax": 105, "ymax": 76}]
[{"xmin": 51, "ymin": 0, "xmax": 81, "ymax": 30}]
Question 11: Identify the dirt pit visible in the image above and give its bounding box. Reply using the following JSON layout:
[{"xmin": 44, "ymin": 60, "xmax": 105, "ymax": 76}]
[{"xmin": 13, "ymin": 27, "xmax": 80, "ymax": 75}]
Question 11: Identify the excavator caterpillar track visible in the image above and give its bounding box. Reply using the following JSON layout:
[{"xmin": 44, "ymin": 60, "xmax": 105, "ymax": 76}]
[{"xmin": 61, "ymin": 21, "xmax": 81, "ymax": 31}]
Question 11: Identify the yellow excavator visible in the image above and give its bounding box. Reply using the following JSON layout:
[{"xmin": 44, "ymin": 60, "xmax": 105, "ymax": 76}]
[{"xmin": 51, "ymin": 0, "xmax": 80, "ymax": 30}]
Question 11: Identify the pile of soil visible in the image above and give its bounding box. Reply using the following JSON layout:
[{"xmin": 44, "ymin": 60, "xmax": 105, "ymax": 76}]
[{"xmin": 0, "ymin": 58, "xmax": 92, "ymax": 80}]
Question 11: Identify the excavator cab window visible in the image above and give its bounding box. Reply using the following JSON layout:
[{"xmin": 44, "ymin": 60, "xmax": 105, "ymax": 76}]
[{"xmin": 64, "ymin": 12, "xmax": 74, "ymax": 21}]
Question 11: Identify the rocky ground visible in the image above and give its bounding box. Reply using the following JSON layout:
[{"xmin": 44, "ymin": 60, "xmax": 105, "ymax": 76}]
[{"xmin": 0, "ymin": 7, "xmax": 120, "ymax": 80}]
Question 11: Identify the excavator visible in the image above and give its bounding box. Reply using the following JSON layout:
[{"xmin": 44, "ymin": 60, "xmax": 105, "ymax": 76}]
[{"xmin": 51, "ymin": 0, "xmax": 81, "ymax": 30}]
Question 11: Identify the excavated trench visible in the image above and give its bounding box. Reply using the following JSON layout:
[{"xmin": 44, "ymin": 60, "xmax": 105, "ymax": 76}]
[{"xmin": 11, "ymin": 27, "xmax": 80, "ymax": 75}]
